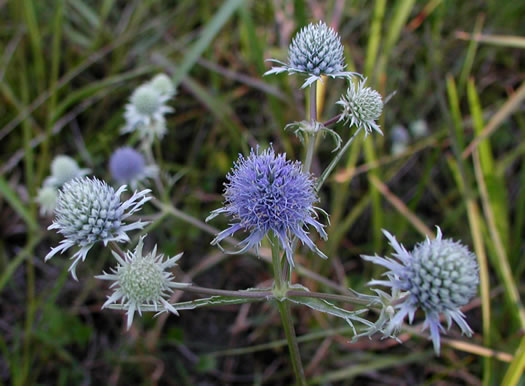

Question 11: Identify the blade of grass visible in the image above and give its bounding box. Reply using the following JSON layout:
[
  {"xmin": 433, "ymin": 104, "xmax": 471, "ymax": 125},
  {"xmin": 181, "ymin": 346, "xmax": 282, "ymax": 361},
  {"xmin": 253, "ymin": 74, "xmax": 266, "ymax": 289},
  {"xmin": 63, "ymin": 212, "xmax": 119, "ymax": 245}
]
[
  {"xmin": 170, "ymin": 0, "xmax": 244, "ymax": 88},
  {"xmin": 467, "ymin": 79, "xmax": 525, "ymax": 329},
  {"xmin": 376, "ymin": 0, "xmax": 416, "ymax": 77},
  {"xmin": 369, "ymin": 175, "xmax": 434, "ymax": 237},
  {"xmin": 463, "ymin": 81, "xmax": 525, "ymax": 159},
  {"xmin": 473, "ymin": 150, "xmax": 525, "ymax": 328},
  {"xmin": 458, "ymin": 14, "xmax": 484, "ymax": 93},
  {"xmin": 0, "ymin": 235, "xmax": 42, "ymax": 295},
  {"xmin": 364, "ymin": 0, "xmax": 386, "ymax": 77},
  {"xmin": 445, "ymin": 77, "xmax": 492, "ymax": 384},
  {"xmin": 502, "ymin": 335, "xmax": 525, "ymax": 386},
  {"xmin": 37, "ymin": 0, "xmax": 64, "ymax": 185},
  {"xmin": 21, "ymin": 0, "xmax": 45, "ymax": 92},
  {"xmin": 456, "ymin": 31, "xmax": 525, "ymax": 49},
  {"xmin": 310, "ymin": 351, "xmax": 433, "ymax": 384}
]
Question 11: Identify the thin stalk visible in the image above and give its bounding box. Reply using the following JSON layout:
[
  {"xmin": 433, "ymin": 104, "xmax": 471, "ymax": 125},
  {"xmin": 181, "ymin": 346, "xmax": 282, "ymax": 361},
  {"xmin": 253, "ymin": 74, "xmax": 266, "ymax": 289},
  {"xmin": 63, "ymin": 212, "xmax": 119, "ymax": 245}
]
[
  {"xmin": 286, "ymin": 290, "xmax": 373, "ymax": 307},
  {"xmin": 303, "ymin": 82, "xmax": 318, "ymax": 173},
  {"xmin": 270, "ymin": 234, "xmax": 306, "ymax": 385},
  {"xmin": 323, "ymin": 114, "xmax": 341, "ymax": 127},
  {"xmin": 316, "ymin": 127, "xmax": 362, "ymax": 191},
  {"xmin": 176, "ymin": 285, "xmax": 272, "ymax": 299},
  {"xmin": 284, "ymin": 82, "xmax": 319, "ymax": 283}
]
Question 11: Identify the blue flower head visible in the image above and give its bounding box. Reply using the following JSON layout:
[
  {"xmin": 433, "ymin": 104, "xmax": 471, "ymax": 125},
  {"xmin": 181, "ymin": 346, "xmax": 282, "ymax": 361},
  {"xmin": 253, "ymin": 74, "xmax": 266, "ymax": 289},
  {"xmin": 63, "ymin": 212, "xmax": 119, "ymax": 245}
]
[
  {"xmin": 362, "ymin": 227, "xmax": 479, "ymax": 355},
  {"xmin": 264, "ymin": 21, "xmax": 358, "ymax": 88},
  {"xmin": 109, "ymin": 147, "xmax": 158, "ymax": 189},
  {"xmin": 207, "ymin": 147, "xmax": 327, "ymax": 267},
  {"xmin": 45, "ymin": 177, "xmax": 151, "ymax": 280}
]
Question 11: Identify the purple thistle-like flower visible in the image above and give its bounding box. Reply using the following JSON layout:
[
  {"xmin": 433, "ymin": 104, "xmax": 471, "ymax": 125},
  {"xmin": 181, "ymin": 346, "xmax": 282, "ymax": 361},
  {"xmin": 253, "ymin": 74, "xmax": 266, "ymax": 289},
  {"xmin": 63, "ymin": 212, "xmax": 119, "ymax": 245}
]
[
  {"xmin": 362, "ymin": 227, "xmax": 479, "ymax": 355},
  {"xmin": 207, "ymin": 147, "xmax": 327, "ymax": 267}
]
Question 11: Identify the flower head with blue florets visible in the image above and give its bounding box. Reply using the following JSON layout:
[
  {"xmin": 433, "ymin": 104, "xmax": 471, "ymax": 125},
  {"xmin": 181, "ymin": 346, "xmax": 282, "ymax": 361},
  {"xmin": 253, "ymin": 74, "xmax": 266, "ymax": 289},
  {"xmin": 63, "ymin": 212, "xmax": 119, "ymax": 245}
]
[
  {"xmin": 207, "ymin": 147, "xmax": 327, "ymax": 267},
  {"xmin": 264, "ymin": 21, "xmax": 358, "ymax": 88},
  {"xmin": 361, "ymin": 227, "xmax": 479, "ymax": 355},
  {"xmin": 45, "ymin": 177, "xmax": 151, "ymax": 280},
  {"xmin": 109, "ymin": 147, "xmax": 158, "ymax": 189}
]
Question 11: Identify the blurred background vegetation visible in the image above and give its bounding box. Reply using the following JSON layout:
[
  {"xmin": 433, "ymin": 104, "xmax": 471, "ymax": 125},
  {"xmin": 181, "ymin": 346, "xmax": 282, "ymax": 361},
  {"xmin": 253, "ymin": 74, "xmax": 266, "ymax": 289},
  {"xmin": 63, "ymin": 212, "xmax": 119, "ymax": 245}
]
[{"xmin": 1, "ymin": 0, "xmax": 524, "ymax": 384}]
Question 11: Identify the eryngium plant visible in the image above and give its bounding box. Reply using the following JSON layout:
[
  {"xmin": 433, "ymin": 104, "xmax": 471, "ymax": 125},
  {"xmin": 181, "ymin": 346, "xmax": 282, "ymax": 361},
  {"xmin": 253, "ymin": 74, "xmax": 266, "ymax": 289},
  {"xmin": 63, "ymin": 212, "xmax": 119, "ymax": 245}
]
[
  {"xmin": 121, "ymin": 84, "xmax": 173, "ymax": 143},
  {"xmin": 109, "ymin": 147, "xmax": 158, "ymax": 189},
  {"xmin": 149, "ymin": 73, "xmax": 176, "ymax": 98},
  {"xmin": 265, "ymin": 21, "xmax": 356, "ymax": 88},
  {"xmin": 362, "ymin": 227, "xmax": 479, "ymax": 354},
  {"xmin": 45, "ymin": 177, "xmax": 151, "ymax": 279},
  {"xmin": 44, "ymin": 155, "xmax": 91, "ymax": 188},
  {"xmin": 207, "ymin": 147, "xmax": 327, "ymax": 267},
  {"xmin": 96, "ymin": 235, "xmax": 189, "ymax": 329},
  {"xmin": 337, "ymin": 78, "xmax": 384, "ymax": 136}
]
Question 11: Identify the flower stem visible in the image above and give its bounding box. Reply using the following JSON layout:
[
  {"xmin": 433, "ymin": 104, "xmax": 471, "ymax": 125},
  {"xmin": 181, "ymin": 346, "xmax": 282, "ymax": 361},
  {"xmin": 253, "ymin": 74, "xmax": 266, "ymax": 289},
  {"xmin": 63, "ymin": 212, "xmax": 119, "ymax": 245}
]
[
  {"xmin": 323, "ymin": 114, "xmax": 342, "ymax": 127},
  {"xmin": 270, "ymin": 233, "xmax": 306, "ymax": 385},
  {"xmin": 303, "ymin": 81, "xmax": 318, "ymax": 173},
  {"xmin": 316, "ymin": 127, "xmax": 362, "ymax": 191},
  {"xmin": 177, "ymin": 285, "xmax": 273, "ymax": 299}
]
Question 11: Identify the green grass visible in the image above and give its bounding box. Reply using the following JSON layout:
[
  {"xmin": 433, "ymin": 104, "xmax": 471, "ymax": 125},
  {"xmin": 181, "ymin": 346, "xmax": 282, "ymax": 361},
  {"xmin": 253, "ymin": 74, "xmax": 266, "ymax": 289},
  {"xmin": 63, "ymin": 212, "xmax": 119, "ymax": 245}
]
[{"xmin": 1, "ymin": 0, "xmax": 524, "ymax": 384}]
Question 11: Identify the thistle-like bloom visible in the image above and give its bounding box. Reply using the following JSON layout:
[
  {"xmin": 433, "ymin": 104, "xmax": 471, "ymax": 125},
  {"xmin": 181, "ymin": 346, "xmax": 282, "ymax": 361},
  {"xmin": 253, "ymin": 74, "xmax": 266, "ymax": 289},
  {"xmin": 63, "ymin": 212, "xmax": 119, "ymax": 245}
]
[
  {"xmin": 109, "ymin": 147, "xmax": 158, "ymax": 189},
  {"xmin": 121, "ymin": 84, "xmax": 173, "ymax": 143},
  {"xmin": 43, "ymin": 155, "xmax": 91, "ymax": 188},
  {"xmin": 265, "ymin": 21, "xmax": 356, "ymax": 88},
  {"xmin": 45, "ymin": 177, "xmax": 151, "ymax": 280},
  {"xmin": 36, "ymin": 186, "xmax": 58, "ymax": 216},
  {"xmin": 207, "ymin": 147, "xmax": 327, "ymax": 267},
  {"xmin": 362, "ymin": 227, "xmax": 479, "ymax": 355},
  {"xmin": 337, "ymin": 78, "xmax": 383, "ymax": 136},
  {"xmin": 149, "ymin": 73, "xmax": 176, "ymax": 98},
  {"xmin": 96, "ymin": 235, "xmax": 189, "ymax": 329}
]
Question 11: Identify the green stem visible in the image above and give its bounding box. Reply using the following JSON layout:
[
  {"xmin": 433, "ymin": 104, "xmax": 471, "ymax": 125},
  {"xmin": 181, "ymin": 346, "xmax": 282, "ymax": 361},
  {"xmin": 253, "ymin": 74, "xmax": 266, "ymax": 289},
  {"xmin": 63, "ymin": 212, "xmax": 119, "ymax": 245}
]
[
  {"xmin": 271, "ymin": 233, "xmax": 284, "ymax": 292},
  {"xmin": 303, "ymin": 82, "xmax": 318, "ymax": 173},
  {"xmin": 316, "ymin": 127, "xmax": 362, "ymax": 191},
  {"xmin": 277, "ymin": 301, "xmax": 306, "ymax": 385},
  {"xmin": 270, "ymin": 233, "xmax": 306, "ymax": 385},
  {"xmin": 176, "ymin": 285, "xmax": 273, "ymax": 299}
]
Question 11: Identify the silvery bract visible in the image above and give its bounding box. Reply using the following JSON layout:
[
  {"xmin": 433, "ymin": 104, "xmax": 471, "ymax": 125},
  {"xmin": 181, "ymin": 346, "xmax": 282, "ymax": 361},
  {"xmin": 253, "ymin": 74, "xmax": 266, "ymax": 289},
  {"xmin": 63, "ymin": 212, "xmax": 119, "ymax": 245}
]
[
  {"xmin": 121, "ymin": 84, "xmax": 173, "ymax": 143},
  {"xmin": 362, "ymin": 227, "xmax": 479, "ymax": 355},
  {"xmin": 337, "ymin": 78, "xmax": 383, "ymax": 136},
  {"xmin": 265, "ymin": 21, "xmax": 357, "ymax": 88},
  {"xmin": 45, "ymin": 177, "xmax": 151, "ymax": 280},
  {"xmin": 96, "ymin": 235, "xmax": 189, "ymax": 329},
  {"xmin": 43, "ymin": 155, "xmax": 91, "ymax": 188},
  {"xmin": 207, "ymin": 147, "xmax": 327, "ymax": 267},
  {"xmin": 109, "ymin": 147, "xmax": 158, "ymax": 189}
]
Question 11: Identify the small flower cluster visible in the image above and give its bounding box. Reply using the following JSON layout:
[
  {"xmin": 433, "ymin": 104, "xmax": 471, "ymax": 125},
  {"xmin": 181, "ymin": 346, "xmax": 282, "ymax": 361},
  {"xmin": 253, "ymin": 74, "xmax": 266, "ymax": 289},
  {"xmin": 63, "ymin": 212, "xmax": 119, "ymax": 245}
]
[
  {"xmin": 37, "ymin": 155, "xmax": 91, "ymax": 216},
  {"xmin": 265, "ymin": 22, "xmax": 384, "ymax": 136},
  {"xmin": 362, "ymin": 228, "xmax": 479, "ymax": 354},
  {"xmin": 121, "ymin": 73, "xmax": 175, "ymax": 144}
]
